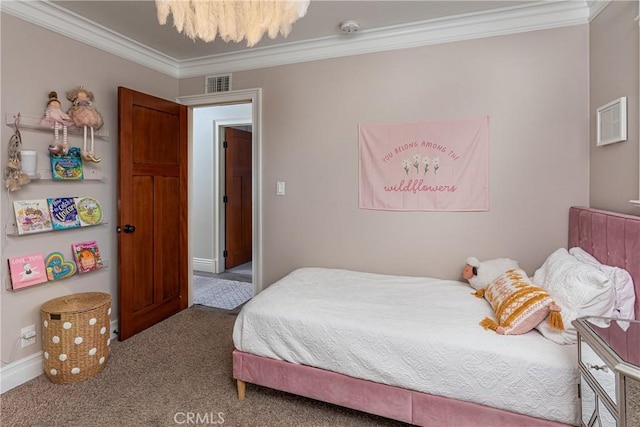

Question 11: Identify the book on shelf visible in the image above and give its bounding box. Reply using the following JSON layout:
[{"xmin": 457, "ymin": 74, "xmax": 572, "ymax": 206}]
[
  {"xmin": 71, "ymin": 240, "xmax": 104, "ymax": 274},
  {"xmin": 75, "ymin": 197, "xmax": 103, "ymax": 226},
  {"xmin": 13, "ymin": 199, "xmax": 53, "ymax": 234},
  {"xmin": 50, "ymin": 147, "xmax": 84, "ymax": 180},
  {"xmin": 8, "ymin": 252, "xmax": 48, "ymax": 289},
  {"xmin": 45, "ymin": 252, "xmax": 77, "ymax": 281},
  {"xmin": 48, "ymin": 197, "xmax": 81, "ymax": 230}
]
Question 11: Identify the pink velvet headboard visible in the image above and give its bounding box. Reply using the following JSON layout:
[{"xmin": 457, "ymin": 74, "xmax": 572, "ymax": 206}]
[{"xmin": 568, "ymin": 206, "xmax": 640, "ymax": 319}]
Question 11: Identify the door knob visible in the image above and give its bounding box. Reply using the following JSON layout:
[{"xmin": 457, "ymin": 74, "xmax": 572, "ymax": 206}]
[{"xmin": 117, "ymin": 224, "xmax": 136, "ymax": 233}]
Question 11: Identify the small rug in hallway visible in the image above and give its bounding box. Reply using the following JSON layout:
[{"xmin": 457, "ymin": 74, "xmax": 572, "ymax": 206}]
[{"xmin": 193, "ymin": 276, "xmax": 253, "ymax": 310}]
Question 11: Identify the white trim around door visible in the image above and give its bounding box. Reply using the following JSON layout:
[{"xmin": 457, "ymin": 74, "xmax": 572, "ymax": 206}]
[{"xmin": 178, "ymin": 88, "xmax": 263, "ymax": 294}]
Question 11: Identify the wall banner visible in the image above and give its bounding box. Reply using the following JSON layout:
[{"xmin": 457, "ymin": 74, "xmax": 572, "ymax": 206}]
[{"xmin": 359, "ymin": 116, "xmax": 489, "ymax": 211}]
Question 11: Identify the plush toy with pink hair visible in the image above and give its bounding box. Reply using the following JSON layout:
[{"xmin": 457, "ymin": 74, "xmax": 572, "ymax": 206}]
[{"xmin": 462, "ymin": 256, "xmax": 520, "ymax": 290}]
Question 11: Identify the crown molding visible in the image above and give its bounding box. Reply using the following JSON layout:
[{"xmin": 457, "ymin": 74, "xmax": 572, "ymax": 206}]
[
  {"xmin": 1, "ymin": 0, "xmax": 177, "ymax": 77},
  {"xmin": 2, "ymin": 0, "xmax": 599, "ymax": 80},
  {"xmin": 178, "ymin": 0, "xmax": 593, "ymax": 78},
  {"xmin": 587, "ymin": 0, "xmax": 612, "ymax": 22}
]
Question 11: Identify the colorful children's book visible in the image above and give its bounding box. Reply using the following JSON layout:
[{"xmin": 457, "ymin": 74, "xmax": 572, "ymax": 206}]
[
  {"xmin": 48, "ymin": 197, "xmax": 81, "ymax": 230},
  {"xmin": 45, "ymin": 252, "xmax": 77, "ymax": 281},
  {"xmin": 75, "ymin": 197, "xmax": 103, "ymax": 226},
  {"xmin": 51, "ymin": 147, "xmax": 84, "ymax": 180},
  {"xmin": 72, "ymin": 240, "xmax": 103, "ymax": 274},
  {"xmin": 8, "ymin": 253, "xmax": 48, "ymax": 289},
  {"xmin": 13, "ymin": 199, "xmax": 53, "ymax": 234}
]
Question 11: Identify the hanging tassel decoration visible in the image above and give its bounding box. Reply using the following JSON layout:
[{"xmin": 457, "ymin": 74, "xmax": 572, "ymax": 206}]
[{"xmin": 4, "ymin": 114, "xmax": 30, "ymax": 191}]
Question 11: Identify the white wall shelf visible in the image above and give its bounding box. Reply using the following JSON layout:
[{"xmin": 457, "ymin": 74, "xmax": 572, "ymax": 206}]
[
  {"xmin": 4, "ymin": 261, "xmax": 110, "ymax": 291},
  {"xmin": 630, "ymin": 200, "xmax": 640, "ymax": 207},
  {"xmin": 4, "ymin": 219, "xmax": 109, "ymax": 237},
  {"xmin": 6, "ymin": 113, "xmax": 109, "ymax": 139},
  {"xmin": 28, "ymin": 168, "xmax": 107, "ymax": 183}
]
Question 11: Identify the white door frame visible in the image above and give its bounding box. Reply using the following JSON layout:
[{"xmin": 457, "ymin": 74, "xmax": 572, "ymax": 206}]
[{"xmin": 178, "ymin": 88, "xmax": 263, "ymax": 294}]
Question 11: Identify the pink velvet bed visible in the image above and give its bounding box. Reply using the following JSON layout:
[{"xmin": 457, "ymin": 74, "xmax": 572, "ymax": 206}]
[{"xmin": 233, "ymin": 206, "xmax": 640, "ymax": 426}]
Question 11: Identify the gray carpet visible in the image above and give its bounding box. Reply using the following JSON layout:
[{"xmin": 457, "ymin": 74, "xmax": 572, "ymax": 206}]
[
  {"xmin": 0, "ymin": 307, "xmax": 407, "ymax": 427},
  {"xmin": 193, "ymin": 276, "xmax": 253, "ymax": 310}
]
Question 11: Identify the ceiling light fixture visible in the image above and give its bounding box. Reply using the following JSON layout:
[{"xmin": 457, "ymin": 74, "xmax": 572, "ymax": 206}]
[{"xmin": 155, "ymin": 0, "xmax": 310, "ymax": 47}]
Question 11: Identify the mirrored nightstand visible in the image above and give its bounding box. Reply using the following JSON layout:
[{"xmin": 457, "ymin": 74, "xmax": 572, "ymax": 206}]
[{"xmin": 573, "ymin": 317, "xmax": 640, "ymax": 427}]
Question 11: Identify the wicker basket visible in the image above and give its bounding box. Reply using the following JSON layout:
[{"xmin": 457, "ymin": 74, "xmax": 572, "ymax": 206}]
[{"xmin": 41, "ymin": 292, "xmax": 112, "ymax": 384}]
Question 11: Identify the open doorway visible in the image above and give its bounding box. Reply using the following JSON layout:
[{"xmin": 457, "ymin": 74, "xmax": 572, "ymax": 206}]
[
  {"xmin": 192, "ymin": 106, "xmax": 253, "ymax": 311},
  {"xmin": 182, "ymin": 89, "xmax": 261, "ymax": 311}
]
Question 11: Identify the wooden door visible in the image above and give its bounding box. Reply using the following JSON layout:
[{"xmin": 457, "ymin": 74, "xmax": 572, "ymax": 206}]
[
  {"xmin": 224, "ymin": 127, "xmax": 252, "ymax": 269},
  {"xmin": 117, "ymin": 87, "xmax": 188, "ymax": 341}
]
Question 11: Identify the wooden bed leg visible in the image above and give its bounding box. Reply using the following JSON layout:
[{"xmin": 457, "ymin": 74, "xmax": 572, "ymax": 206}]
[{"xmin": 237, "ymin": 379, "xmax": 246, "ymax": 400}]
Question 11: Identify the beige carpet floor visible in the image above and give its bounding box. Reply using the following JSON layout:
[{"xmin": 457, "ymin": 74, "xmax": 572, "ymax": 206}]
[{"xmin": 0, "ymin": 306, "xmax": 407, "ymax": 427}]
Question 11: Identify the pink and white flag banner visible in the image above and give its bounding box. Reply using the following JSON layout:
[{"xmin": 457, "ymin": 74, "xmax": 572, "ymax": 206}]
[{"xmin": 359, "ymin": 116, "xmax": 489, "ymax": 211}]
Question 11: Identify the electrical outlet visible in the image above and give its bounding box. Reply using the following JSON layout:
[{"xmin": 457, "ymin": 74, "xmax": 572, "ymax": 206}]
[{"xmin": 21, "ymin": 324, "xmax": 36, "ymax": 348}]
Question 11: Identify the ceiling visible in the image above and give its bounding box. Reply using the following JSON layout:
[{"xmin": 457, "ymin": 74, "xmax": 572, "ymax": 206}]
[
  {"xmin": 50, "ymin": 1, "xmax": 528, "ymax": 60},
  {"xmin": 3, "ymin": 1, "xmax": 602, "ymax": 78}
]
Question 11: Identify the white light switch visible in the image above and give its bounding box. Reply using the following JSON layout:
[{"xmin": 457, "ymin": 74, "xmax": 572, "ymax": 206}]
[{"xmin": 276, "ymin": 181, "xmax": 285, "ymax": 196}]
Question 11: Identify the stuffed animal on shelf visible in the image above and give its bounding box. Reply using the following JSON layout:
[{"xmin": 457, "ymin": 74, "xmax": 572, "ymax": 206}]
[
  {"xmin": 41, "ymin": 91, "xmax": 73, "ymax": 156},
  {"xmin": 41, "ymin": 91, "xmax": 73, "ymax": 127},
  {"xmin": 462, "ymin": 256, "xmax": 520, "ymax": 290},
  {"xmin": 66, "ymin": 85, "xmax": 103, "ymax": 163}
]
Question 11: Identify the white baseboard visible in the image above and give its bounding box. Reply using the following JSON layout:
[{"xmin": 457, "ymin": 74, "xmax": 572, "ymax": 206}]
[
  {"xmin": 0, "ymin": 319, "xmax": 119, "ymax": 394},
  {"xmin": 0, "ymin": 351, "xmax": 44, "ymax": 394},
  {"xmin": 193, "ymin": 257, "xmax": 215, "ymax": 273}
]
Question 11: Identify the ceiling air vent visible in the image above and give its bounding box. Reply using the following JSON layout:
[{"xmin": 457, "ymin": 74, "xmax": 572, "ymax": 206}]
[{"xmin": 206, "ymin": 74, "xmax": 232, "ymax": 93}]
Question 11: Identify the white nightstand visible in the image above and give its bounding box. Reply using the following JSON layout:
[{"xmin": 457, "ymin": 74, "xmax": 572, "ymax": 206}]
[{"xmin": 573, "ymin": 317, "xmax": 640, "ymax": 427}]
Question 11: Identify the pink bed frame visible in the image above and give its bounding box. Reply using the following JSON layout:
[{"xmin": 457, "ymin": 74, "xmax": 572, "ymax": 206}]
[{"xmin": 233, "ymin": 206, "xmax": 640, "ymax": 426}]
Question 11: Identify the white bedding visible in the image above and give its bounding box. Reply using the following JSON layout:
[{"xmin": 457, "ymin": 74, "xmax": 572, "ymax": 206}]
[{"xmin": 233, "ymin": 267, "xmax": 579, "ymax": 425}]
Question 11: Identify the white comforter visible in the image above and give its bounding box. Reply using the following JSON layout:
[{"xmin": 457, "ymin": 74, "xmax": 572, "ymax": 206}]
[{"xmin": 233, "ymin": 267, "xmax": 579, "ymax": 425}]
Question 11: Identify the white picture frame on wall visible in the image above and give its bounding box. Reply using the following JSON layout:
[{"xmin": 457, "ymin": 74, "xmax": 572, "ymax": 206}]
[{"xmin": 596, "ymin": 96, "xmax": 627, "ymax": 146}]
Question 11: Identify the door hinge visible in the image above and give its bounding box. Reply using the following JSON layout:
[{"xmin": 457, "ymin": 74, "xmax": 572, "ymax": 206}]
[
  {"xmin": 223, "ymin": 250, "xmax": 228, "ymax": 258},
  {"xmin": 223, "ymin": 140, "xmax": 228, "ymax": 149},
  {"xmin": 223, "ymin": 195, "xmax": 228, "ymax": 203}
]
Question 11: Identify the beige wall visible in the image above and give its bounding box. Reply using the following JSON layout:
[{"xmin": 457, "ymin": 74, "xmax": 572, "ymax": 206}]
[
  {"xmin": 0, "ymin": 15, "xmax": 178, "ymax": 366},
  {"xmin": 7, "ymin": 5, "xmax": 631, "ymax": 376},
  {"xmin": 589, "ymin": 0, "xmax": 640, "ymax": 214},
  {"xmin": 182, "ymin": 25, "xmax": 590, "ymax": 286}
]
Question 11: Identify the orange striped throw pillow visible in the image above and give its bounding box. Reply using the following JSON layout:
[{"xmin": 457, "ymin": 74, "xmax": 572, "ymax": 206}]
[{"xmin": 474, "ymin": 269, "xmax": 564, "ymax": 335}]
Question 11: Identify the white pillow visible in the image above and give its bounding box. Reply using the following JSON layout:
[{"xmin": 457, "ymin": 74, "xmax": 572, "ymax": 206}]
[
  {"xmin": 532, "ymin": 248, "xmax": 614, "ymax": 345},
  {"xmin": 569, "ymin": 247, "xmax": 636, "ymax": 320}
]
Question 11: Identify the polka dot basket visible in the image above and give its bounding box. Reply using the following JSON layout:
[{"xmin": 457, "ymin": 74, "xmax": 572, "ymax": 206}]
[{"xmin": 41, "ymin": 292, "xmax": 111, "ymax": 384}]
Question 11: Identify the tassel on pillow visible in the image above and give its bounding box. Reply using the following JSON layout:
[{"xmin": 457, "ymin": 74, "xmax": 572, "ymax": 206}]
[
  {"xmin": 480, "ymin": 317, "xmax": 499, "ymax": 331},
  {"xmin": 473, "ymin": 288, "xmax": 486, "ymax": 298},
  {"xmin": 546, "ymin": 302, "xmax": 564, "ymax": 331}
]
